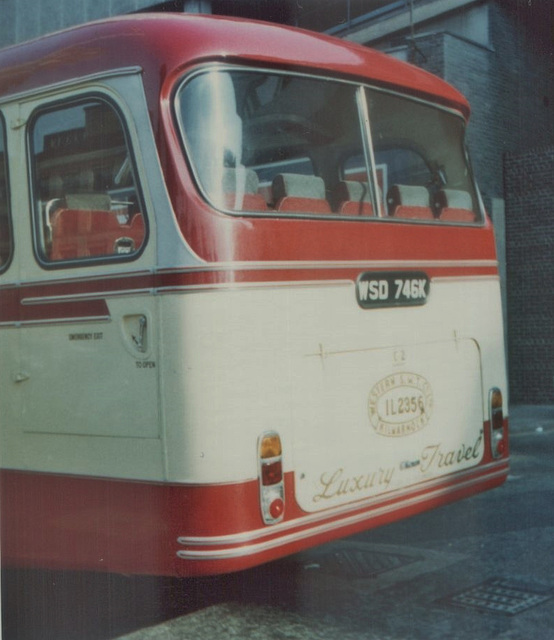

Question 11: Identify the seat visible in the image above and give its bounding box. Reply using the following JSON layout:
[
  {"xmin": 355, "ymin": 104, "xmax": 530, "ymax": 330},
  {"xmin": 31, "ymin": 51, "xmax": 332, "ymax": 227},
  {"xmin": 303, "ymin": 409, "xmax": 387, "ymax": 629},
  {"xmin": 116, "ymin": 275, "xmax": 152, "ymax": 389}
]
[
  {"xmin": 50, "ymin": 208, "xmax": 145, "ymax": 260},
  {"xmin": 65, "ymin": 193, "xmax": 112, "ymax": 211},
  {"xmin": 272, "ymin": 173, "xmax": 331, "ymax": 214},
  {"xmin": 387, "ymin": 184, "xmax": 434, "ymax": 220},
  {"xmin": 435, "ymin": 189, "xmax": 476, "ymax": 223},
  {"xmin": 108, "ymin": 212, "xmax": 146, "ymax": 255},
  {"xmin": 335, "ymin": 180, "xmax": 374, "ymax": 216},
  {"xmin": 222, "ymin": 168, "xmax": 268, "ymax": 212}
]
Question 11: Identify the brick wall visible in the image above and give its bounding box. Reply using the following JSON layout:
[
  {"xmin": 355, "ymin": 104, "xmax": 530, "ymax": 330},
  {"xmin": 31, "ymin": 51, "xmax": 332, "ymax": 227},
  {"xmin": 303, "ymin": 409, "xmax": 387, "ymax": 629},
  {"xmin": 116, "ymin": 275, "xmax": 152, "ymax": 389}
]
[{"xmin": 504, "ymin": 146, "xmax": 554, "ymax": 403}]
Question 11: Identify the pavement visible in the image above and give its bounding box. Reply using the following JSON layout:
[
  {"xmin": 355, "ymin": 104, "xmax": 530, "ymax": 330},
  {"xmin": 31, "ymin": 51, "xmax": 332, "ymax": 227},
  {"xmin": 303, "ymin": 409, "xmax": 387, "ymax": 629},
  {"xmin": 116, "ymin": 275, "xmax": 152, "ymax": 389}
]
[
  {"xmin": 508, "ymin": 404, "xmax": 554, "ymax": 433},
  {"xmin": 111, "ymin": 404, "xmax": 554, "ymax": 640}
]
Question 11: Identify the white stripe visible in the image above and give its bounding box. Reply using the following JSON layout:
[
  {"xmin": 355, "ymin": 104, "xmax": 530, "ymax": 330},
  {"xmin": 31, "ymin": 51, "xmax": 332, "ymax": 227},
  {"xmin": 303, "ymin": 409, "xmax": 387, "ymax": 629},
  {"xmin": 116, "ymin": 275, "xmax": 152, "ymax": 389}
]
[
  {"xmin": 176, "ymin": 461, "xmax": 508, "ymax": 559},
  {"xmin": 177, "ymin": 467, "xmax": 508, "ymax": 560}
]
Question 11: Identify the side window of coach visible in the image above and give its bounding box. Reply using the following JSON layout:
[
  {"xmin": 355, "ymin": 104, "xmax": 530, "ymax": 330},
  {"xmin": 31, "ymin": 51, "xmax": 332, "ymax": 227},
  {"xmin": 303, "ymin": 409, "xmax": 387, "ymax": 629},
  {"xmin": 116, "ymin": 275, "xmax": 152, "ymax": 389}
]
[
  {"xmin": 30, "ymin": 98, "xmax": 146, "ymax": 265},
  {"xmin": 0, "ymin": 115, "xmax": 12, "ymax": 271}
]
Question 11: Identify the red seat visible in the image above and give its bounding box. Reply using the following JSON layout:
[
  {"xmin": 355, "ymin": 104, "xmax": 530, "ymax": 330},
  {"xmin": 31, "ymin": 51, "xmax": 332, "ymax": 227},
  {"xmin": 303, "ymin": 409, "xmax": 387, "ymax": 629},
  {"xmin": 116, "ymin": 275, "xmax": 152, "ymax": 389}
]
[
  {"xmin": 440, "ymin": 208, "xmax": 476, "ymax": 223},
  {"xmin": 222, "ymin": 168, "xmax": 268, "ymax": 212},
  {"xmin": 335, "ymin": 180, "xmax": 374, "ymax": 216},
  {"xmin": 273, "ymin": 173, "xmax": 332, "ymax": 214},
  {"xmin": 387, "ymin": 184, "xmax": 434, "ymax": 220},
  {"xmin": 338, "ymin": 201, "xmax": 374, "ymax": 216},
  {"xmin": 50, "ymin": 208, "xmax": 145, "ymax": 260},
  {"xmin": 435, "ymin": 189, "xmax": 476, "ymax": 223},
  {"xmin": 224, "ymin": 192, "xmax": 268, "ymax": 212},
  {"xmin": 124, "ymin": 213, "xmax": 146, "ymax": 251},
  {"xmin": 276, "ymin": 196, "xmax": 332, "ymax": 214}
]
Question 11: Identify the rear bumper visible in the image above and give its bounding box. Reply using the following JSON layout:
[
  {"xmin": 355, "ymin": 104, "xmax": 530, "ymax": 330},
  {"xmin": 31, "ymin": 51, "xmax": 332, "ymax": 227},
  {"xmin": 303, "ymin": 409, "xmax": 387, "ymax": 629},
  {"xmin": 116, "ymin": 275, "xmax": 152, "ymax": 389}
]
[{"xmin": 176, "ymin": 457, "xmax": 508, "ymax": 573}]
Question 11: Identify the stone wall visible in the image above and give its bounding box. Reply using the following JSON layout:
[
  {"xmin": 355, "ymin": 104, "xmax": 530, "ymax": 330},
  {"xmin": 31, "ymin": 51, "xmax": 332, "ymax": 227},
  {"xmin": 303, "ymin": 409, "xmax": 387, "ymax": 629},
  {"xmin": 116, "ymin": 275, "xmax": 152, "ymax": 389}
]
[{"xmin": 0, "ymin": 0, "xmax": 155, "ymax": 48}]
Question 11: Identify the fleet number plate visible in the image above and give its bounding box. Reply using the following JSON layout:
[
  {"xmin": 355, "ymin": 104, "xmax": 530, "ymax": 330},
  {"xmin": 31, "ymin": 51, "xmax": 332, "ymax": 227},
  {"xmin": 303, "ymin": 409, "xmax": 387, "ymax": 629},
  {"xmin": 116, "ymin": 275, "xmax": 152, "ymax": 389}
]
[{"xmin": 356, "ymin": 271, "xmax": 430, "ymax": 309}]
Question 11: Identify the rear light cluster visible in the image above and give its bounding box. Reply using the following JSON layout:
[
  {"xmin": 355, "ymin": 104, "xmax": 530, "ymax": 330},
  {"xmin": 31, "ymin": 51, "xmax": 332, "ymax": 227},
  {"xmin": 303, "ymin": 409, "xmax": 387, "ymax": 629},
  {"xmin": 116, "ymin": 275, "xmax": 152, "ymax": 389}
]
[
  {"xmin": 258, "ymin": 432, "xmax": 285, "ymax": 524},
  {"xmin": 489, "ymin": 388, "xmax": 506, "ymax": 458}
]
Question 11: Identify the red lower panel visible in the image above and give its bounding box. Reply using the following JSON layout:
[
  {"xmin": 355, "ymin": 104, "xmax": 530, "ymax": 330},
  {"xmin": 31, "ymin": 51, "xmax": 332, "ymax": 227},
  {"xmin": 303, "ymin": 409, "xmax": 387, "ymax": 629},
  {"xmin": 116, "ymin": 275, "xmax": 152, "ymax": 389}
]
[
  {"xmin": 0, "ymin": 461, "xmax": 508, "ymax": 577},
  {"xmin": 0, "ymin": 470, "xmax": 264, "ymax": 576}
]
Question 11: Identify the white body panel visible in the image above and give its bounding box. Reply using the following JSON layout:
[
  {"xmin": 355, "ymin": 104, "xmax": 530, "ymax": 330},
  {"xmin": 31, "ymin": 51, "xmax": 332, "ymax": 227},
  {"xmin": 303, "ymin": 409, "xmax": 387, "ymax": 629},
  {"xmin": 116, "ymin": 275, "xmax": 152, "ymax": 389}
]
[
  {"xmin": 160, "ymin": 274, "xmax": 507, "ymax": 507},
  {"xmin": 0, "ymin": 72, "xmax": 177, "ymax": 481}
]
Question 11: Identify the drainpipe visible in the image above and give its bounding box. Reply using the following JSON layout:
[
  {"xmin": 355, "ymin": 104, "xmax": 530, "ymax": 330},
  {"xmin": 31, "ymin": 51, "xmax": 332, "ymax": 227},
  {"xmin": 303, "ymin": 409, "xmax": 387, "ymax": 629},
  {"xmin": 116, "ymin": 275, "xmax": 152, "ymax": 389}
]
[
  {"xmin": 347, "ymin": 0, "xmax": 351, "ymax": 31},
  {"xmin": 406, "ymin": 0, "xmax": 427, "ymax": 63}
]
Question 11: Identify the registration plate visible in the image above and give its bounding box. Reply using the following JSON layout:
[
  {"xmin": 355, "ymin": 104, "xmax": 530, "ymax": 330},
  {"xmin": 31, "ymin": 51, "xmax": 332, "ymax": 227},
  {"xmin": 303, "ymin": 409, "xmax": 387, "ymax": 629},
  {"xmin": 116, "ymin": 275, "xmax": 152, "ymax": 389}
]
[{"xmin": 356, "ymin": 271, "xmax": 430, "ymax": 309}]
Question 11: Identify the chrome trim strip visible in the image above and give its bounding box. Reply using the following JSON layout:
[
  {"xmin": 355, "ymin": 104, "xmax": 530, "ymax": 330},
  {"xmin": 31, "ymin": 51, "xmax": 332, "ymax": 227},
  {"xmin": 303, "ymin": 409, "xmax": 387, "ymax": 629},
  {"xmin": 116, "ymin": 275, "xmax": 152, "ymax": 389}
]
[
  {"xmin": 177, "ymin": 461, "xmax": 508, "ymax": 557},
  {"xmin": 432, "ymin": 275, "xmax": 500, "ymax": 283},
  {"xmin": 357, "ymin": 85, "xmax": 381, "ymax": 216},
  {"xmin": 155, "ymin": 275, "xmax": 498, "ymax": 296},
  {"xmin": 159, "ymin": 259, "xmax": 499, "ymax": 272},
  {"xmin": 16, "ymin": 269, "xmax": 155, "ymax": 289},
  {"xmin": 155, "ymin": 280, "xmax": 352, "ymax": 295},
  {"xmin": 21, "ymin": 289, "xmax": 154, "ymax": 306},
  {"xmin": 0, "ymin": 315, "xmax": 111, "ymax": 328}
]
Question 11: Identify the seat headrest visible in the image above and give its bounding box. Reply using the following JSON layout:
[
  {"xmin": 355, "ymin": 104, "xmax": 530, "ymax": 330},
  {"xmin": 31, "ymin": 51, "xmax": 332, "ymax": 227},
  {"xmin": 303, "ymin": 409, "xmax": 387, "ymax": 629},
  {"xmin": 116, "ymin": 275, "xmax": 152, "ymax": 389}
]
[
  {"xmin": 65, "ymin": 193, "xmax": 111, "ymax": 211},
  {"xmin": 272, "ymin": 173, "xmax": 326, "ymax": 201},
  {"xmin": 222, "ymin": 168, "xmax": 260, "ymax": 195},
  {"xmin": 435, "ymin": 189, "xmax": 473, "ymax": 210},
  {"xmin": 48, "ymin": 174, "xmax": 64, "ymax": 198},
  {"xmin": 387, "ymin": 184, "xmax": 430, "ymax": 208},
  {"xmin": 336, "ymin": 180, "xmax": 372, "ymax": 203}
]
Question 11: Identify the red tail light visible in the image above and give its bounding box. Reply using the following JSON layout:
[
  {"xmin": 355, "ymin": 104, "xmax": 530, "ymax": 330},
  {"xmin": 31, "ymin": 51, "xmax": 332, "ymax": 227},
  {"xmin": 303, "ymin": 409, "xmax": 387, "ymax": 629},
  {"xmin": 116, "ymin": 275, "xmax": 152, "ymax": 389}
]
[
  {"xmin": 262, "ymin": 460, "xmax": 283, "ymax": 486},
  {"xmin": 258, "ymin": 432, "xmax": 285, "ymax": 524}
]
